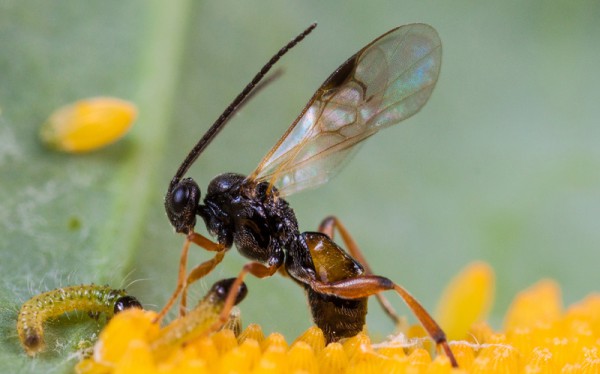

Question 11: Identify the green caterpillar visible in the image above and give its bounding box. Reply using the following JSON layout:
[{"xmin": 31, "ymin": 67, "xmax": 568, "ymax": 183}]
[
  {"xmin": 17, "ymin": 284, "xmax": 141, "ymax": 356},
  {"xmin": 152, "ymin": 278, "xmax": 247, "ymax": 355}
]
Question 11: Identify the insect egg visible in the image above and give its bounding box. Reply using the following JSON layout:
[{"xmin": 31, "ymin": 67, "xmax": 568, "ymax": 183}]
[{"xmin": 39, "ymin": 96, "xmax": 137, "ymax": 153}]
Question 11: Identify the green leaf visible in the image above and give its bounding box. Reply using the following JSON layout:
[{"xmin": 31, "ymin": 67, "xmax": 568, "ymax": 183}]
[{"xmin": 0, "ymin": 0, "xmax": 192, "ymax": 371}]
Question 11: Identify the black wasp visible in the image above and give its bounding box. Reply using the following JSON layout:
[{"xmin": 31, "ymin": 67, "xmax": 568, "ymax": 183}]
[{"xmin": 157, "ymin": 23, "xmax": 456, "ymax": 366}]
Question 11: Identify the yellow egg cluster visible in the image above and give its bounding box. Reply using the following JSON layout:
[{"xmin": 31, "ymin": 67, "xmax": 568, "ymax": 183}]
[
  {"xmin": 40, "ymin": 97, "xmax": 137, "ymax": 153},
  {"xmin": 75, "ymin": 267, "xmax": 600, "ymax": 373},
  {"xmin": 76, "ymin": 310, "xmax": 456, "ymax": 374}
]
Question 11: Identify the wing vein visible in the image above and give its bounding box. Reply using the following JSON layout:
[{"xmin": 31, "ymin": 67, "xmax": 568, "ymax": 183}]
[{"xmin": 249, "ymin": 24, "xmax": 441, "ymax": 196}]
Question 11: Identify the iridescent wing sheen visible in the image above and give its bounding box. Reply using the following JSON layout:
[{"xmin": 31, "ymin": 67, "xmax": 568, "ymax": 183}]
[{"xmin": 250, "ymin": 23, "xmax": 442, "ymax": 196}]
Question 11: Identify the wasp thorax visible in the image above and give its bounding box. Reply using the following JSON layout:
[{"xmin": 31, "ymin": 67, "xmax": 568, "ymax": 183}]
[
  {"xmin": 206, "ymin": 173, "xmax": 245, "ymax": 196},
  {"xmin": 165, "ymin": 178, "xmax": 201, "ymax": 234}
]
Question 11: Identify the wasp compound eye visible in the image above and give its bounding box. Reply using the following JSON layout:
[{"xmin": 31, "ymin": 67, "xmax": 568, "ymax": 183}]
[
  {"xmin": 171, "ymin": 184, "xmax": 190, "ymax": 213},
  {"xmin": 165, "ymin": 177, "xmax": 201, "ymax": 233},
  {"xmin": 113, "ymin": 296, "xmax": 143, "ymax": 314},
  {"xmin": 211, "ymin": 278, "xmax": 248, "ymax": 306}
]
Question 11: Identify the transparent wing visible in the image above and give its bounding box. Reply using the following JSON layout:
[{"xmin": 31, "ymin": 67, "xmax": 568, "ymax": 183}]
[{"xmin": 250, "ymin": 23, "xmax": 442, "ymax": 196}]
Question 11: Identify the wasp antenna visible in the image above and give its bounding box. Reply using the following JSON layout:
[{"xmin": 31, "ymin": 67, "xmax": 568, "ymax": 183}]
[{"xmin": 172, "ymin": 23, "xmax": 318, "ymax": 184}]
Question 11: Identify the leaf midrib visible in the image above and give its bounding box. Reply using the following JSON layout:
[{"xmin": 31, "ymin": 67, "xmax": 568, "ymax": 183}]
[{"xmin": 96, "ymin": 0, "xmax": 193, "ymax": 282}]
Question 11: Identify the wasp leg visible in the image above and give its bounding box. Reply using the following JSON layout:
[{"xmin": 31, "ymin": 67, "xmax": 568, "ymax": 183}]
[
  {"xmin": 309, "ymin": 275, "xmax": 458, "ymax": 368},
  {"xmin": 209, "ymin": 262, "xmax": 280, "ymax": 333},
  {"xmin": 318, "ymin": 216, "xmax": 402, "ymax": 326},
  {"xmin": 154, "ymin": 231, "xmax": 224, "ymax": 324},
  {"xmin": 179, "ymin": 250, "xmax": 226, "ymax": 316}
]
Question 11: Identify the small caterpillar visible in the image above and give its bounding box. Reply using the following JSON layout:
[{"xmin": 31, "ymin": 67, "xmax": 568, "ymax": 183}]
[
  {"xmin": 17, "ymin": 284, "xmax": 142, "ymax": 356},
  {"xmin": 152, "ymin": 278, "xmax": 247, "ymax": 355}
]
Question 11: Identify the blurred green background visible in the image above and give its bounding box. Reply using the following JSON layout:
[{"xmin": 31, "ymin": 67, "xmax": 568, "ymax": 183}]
[{"xmin": 1, "ymin": 1, "xmax": 599, "ymax": 372}]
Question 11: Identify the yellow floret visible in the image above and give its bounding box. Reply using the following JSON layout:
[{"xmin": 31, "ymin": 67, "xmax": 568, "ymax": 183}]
[{"xmin": 76, "ymin": 263, "xmax": 600, "ymax": 373}]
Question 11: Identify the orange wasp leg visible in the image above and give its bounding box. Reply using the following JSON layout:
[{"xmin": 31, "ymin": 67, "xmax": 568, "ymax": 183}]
[
  {"xmin": 209, "ymin": 261, "xmax": 279, "ymax": 333},
  {"xmin": 309, "ymin": 275, "xmax": 458, "ymax": 368},
  {"xmin": 154, "ymin": 231, "xmax": 225, "ymax": 323},
  {"xmin": 179, "ymin": 250, "xmax": 226, "ymax": 316},
  {"xmin": 318, "ymin": 216, "xmax": 402, "ymax": 326}
]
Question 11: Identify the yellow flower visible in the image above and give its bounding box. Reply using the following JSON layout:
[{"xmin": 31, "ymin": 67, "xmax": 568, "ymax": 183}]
[
  {"xmin": 40, "ymin": 97, "xmax": 137, "ymax": 153},
  {"xmin": 76, "ymin": 263, "xmax": 600, "ymax": 373},
  {"xmin": 435, "ymin": 261, "xmax": 495, "ymax": 341}
]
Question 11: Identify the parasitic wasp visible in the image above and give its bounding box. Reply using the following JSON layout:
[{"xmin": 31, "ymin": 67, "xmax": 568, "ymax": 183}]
[{"xmin": 158, "ymin": 23, "xmax": 456, "ymax": 365}]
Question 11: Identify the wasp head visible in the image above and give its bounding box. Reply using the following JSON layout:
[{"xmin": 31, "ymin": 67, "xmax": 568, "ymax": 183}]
[{"xmin": 165, "ymin": 177, "xmax": 201, "ymax": 234}]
